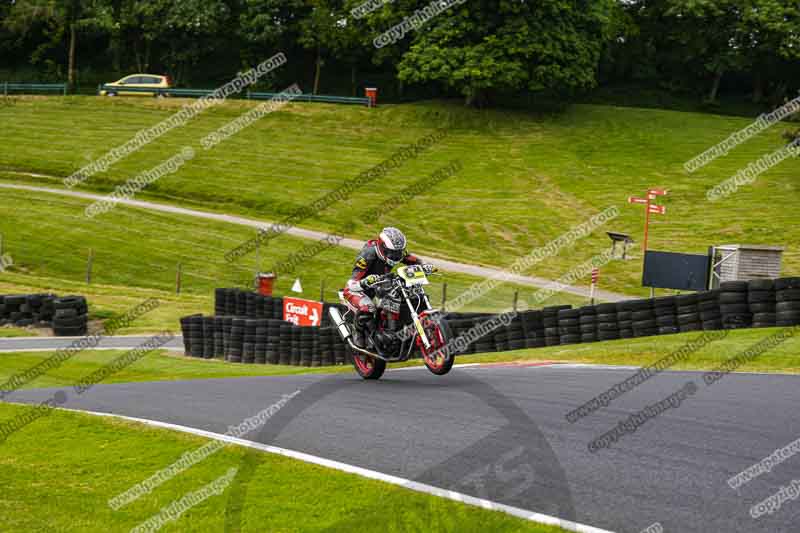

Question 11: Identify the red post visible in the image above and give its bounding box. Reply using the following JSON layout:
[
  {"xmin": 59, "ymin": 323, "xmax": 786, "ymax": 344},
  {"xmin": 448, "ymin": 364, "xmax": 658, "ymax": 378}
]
[
  {"xmin": 643, "ymin": 195, "xmax": 651, "ymax": 253},
  {"xmin": 365, "ymin": 87, "xmax": 377, "ymax": 107},
  {"xmin": 257, "ymin": 272, "xmax": 276, "ymax": 296}
]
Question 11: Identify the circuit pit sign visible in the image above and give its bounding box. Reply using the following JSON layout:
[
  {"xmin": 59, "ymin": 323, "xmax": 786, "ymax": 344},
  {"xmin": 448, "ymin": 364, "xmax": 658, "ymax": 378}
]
[{"xmin": 283, "ymin": 297, "xmax": 323, "ymax": 326}]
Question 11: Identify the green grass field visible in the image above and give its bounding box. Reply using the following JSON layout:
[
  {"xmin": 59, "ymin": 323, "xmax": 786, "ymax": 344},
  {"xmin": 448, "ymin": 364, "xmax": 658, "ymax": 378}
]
[
  {"xmin": 0, "ymin": 186, "xmax": 586, "ymax": 326},
  {"xmin": 0, "ymin": 402, "xmax": 566, "ymax": 532},
  {"xmin": 2, "ymin": 96, "xmax": 799, "ymax": 299}
]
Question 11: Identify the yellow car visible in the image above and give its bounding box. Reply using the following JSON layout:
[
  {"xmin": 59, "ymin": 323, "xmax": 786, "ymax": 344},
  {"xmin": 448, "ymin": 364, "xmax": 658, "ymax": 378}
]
[{"xmin": 100, "ymin": 74, "xmax": 172, "ymax": 97}]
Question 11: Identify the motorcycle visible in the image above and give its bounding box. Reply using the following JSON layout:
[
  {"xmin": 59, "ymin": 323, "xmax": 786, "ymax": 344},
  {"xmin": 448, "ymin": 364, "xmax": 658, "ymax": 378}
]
[{"xmin": 329, "ymin": 264, "xmax": 454, "ymax": 380}]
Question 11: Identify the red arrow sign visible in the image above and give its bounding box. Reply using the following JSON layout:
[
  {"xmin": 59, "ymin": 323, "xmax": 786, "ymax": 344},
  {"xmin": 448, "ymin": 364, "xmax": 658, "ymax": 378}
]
[
  {"xmin": 283, "ymin": 297, "xmax": 323, "ymax": 326},
  {"xmin": 648, "ymin": 188, "xmax": 667, "ymax": 196},
  {"xmin": 649, "ymin": 204, "xmax": 666, "ymax": 215},
  {"xmin": 628, "ymin": 197, "xmax": 649, "ymax": 205}
]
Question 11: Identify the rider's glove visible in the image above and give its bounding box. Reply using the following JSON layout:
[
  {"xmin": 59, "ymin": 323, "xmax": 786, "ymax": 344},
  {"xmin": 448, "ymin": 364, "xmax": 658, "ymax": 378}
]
[
  {"xmin": 360, "ymin": 274, "xmax": 381, "ymax": 289},
  {"xmin": 422, "ymin": 264, "xmax": 438, "ymax": 275}
]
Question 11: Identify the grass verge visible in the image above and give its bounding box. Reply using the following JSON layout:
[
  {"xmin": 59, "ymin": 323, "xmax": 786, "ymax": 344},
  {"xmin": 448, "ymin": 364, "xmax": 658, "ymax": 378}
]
[{"xmin": 0, "ymin": 402, "xmax": 567, "ymax": 532}]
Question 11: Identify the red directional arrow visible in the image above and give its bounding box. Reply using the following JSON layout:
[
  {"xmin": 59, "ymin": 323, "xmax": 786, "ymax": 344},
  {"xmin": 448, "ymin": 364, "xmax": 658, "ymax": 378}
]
[
  {"xmin": 649, "ymin": 204, "xmax": 666, "ymax": 215},
  {"xmin": 648, "ymin": 188, "xmax": 667, "ymax": 196},
  {"xmin": 628, "ymin": 196, "xmax": 649, "ymax": 205}
]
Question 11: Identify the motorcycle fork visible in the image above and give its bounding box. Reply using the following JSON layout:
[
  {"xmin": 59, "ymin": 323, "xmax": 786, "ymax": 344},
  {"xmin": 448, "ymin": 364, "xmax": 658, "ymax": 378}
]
[{"xmin": 402, "ymin": 287, "xmax": 431, "ymax": 350}]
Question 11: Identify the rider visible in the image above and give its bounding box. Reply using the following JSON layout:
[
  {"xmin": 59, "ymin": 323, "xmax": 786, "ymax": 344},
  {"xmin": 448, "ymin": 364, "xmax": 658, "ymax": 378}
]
[{"xmin": 344, "ymin": 227, "xmax": 435, "ymax": 348}]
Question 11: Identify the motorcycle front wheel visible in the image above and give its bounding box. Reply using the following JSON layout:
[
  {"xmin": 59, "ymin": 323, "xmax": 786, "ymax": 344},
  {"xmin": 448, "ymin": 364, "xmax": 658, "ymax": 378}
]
[
  {"xmin": 419, "ymin": 316, "xmax": 455, "ymax": 376},
  {"xmin": 352, "ymin": 351, "xmax": 386, "ymax": 380}
]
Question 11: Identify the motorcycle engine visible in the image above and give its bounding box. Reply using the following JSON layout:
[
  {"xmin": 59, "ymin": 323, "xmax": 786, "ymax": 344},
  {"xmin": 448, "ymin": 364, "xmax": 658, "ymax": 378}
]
[{"xmin": 374, "ymin": 330, "xmax": 399, "ymax": 354}]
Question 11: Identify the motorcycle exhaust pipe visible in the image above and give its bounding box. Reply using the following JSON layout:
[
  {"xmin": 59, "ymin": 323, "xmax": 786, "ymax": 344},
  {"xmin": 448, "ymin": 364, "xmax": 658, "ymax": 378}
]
[{"xmin": 328, "ymin": 307, "xmax": 351, "ymax": 342}]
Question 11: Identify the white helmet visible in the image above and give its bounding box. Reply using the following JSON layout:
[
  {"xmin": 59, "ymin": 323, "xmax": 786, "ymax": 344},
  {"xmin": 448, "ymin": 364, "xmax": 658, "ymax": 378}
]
[{"xmin": 377, "ymin": 227, "xmax": 407, "ymax": 266}]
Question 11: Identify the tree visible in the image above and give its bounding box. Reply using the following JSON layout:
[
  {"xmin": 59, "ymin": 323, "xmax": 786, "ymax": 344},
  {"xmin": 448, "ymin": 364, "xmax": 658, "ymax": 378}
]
[
  {"xmin": 3, "ymin": 0, "xmax": 111, "ymax": 86},
  {"xmin": 394, "ymin": 0, "xmax": 616, "ymax": 106}
]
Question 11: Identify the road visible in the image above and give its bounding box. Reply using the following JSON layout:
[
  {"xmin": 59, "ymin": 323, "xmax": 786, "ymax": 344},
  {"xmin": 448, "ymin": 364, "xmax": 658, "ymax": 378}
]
[
  {"xmin": 3, "ymin": 362, "xmax": 799, "ymax": 533},
  {"xmin": 0, "ymin": 182, "xmax": 630, "ymax": 302}
]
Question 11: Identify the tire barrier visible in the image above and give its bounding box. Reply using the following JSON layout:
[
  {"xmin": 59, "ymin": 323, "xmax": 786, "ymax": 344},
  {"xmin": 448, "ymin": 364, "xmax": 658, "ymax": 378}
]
[
  {"xmin": 179, "ymin": 314, "xmax": 353, "ymax": 366},
  {"xmin": 181, "ymin": 280, "xmax": 800, "ymax": 365},
  {"xmin": 0, "ymin": 294, "xmax": 88, "ymax": 336}
]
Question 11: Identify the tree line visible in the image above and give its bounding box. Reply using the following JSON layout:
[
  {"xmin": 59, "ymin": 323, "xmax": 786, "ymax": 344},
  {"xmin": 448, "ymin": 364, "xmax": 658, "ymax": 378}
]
[{"xmin": 1, "ymin": 0, "xmax": 799, "ymax": 107}]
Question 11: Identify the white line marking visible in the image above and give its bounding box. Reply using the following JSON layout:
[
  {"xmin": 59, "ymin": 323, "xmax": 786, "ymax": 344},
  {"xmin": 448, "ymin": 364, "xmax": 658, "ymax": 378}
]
[{"xmin": 53, "ymin": 406, "xmax": 615, "ymax": 533}]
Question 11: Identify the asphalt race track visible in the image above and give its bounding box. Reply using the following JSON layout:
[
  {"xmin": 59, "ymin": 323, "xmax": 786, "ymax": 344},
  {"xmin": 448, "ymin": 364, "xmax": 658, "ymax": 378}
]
[{"xmin": 3, "ymin": 362, "xmax": 800, "ymax": 533}]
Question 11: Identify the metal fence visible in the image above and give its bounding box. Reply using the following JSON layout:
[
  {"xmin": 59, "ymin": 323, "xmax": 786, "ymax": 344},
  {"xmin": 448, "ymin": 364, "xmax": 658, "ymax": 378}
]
[{"xmin": 2, "ymin": 83, "xmax": 68, "ymax": 96}]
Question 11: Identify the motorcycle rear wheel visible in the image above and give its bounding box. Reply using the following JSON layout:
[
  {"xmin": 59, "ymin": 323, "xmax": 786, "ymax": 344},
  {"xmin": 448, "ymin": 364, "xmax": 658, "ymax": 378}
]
[
  {"xmin": 352, "ymin": 351, "xmax": 386, "ymax": 380},
  {"xmin": 420, "ymin": 316, "xmax": 455, "ymax": 376}
]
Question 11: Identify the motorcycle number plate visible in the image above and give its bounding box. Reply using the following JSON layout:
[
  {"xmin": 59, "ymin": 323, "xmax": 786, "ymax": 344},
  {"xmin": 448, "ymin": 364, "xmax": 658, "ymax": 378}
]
[{"xmin": 398, "ymin": 265, "xmax": 429, "ymax": 286}]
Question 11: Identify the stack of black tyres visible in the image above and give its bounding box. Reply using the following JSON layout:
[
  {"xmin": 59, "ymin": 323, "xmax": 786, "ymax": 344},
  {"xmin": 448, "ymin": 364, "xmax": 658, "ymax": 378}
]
[
  {"xmin": 749, "ymin": 280, "xmax": 777, "ymax": 328},
  {"xmin": 235, "ymin": 291, "xmax": 247, "ymax": 316},
  {"xmin": 213, "ymin": 317, "xmax": 225, "ymax": 357},
  {"xmin": 266, "ymin": 319, "xmax": 282, "ymax": 364},
  {"xmin": 279, "ymin": 323, "xmax": 292, "ymax": 365},
  {"xmin": 242, "ymin": 319, "xmax": 257, "ymax": 363},
  {"xmin": 776, "ymin": 277, "xmax": 800, "ymax": 326},
  {"xmin": 180, "ymin": 314, "xmax": 202, "ymax": 355},
  {"xmin": 446, "ymin": 319, "xmax": 471, "ymax": 355},
  {"xmin": 319, "ymin": 327, "xmax": 334, "ymax": 364},
  {"xmin": 225, "ymin": 290, "xmax": 237, "ymax": 315},
  {"xmin": 616, "ymin": 301, "xmax": 634, "ymax": 338},
  {"xmin": 228, "ymin": 319, "xmax": 245, "ymax": 363},
  {"xmin": 520, "ymin": 311, "xmax": 545, "ymax": 348},
  {"xmin": 222, "ymin": 317, "xmax": 233, "ymax": 356},
  {"xmin": 699, "ymin": 290, "xmax": 722, "ymax": 330},
  {"xmin": 254, "ymin": 319, "xmax": 268, "ymax": 364},
  {"xmin": 214, "ymin": 289, "xmax": 226, "ymax": 315},
  {"xmin": 332, "ymin": 329, "xmax": 347, "ymax": 364},
  {"xmin": 543, "ymin": 305, "xmax": 568, "ymax": 346},
  {"xmin": 291, "ymin": 325, "xmax": 302, "ymax": 365},
  {"xmin": 53, "ymin": 296, "xmax": 89, "ymax": 336},
  {"xmin": 595, "ymin": 303, "xmax": 620, "ymax": 341},
  {"xmin": 579, "ymin": 306, "xmax": 597, "ymax": 343},
  {"xmin": 558, "ymin": 308, "xmax": 581, "ymax": 345},
  {"xmin": 630, "ymin": 299, "xmax": 656, "ymax": 337},
  {"xmin": 720, "ymin": 281, "xmax": 752, "ymax": 329},
  {"xmin": 301, "ymin": 327, "xmax": 315, "ymax": 366},
  {"xmin": 492, "ymin": 323, "xmax": 508, "ymax": 352},
  {"xmin": 272, "ymin": 297, "xmax": 284, "ymax": 320},
  {"xmin": 201, "ymin": 317, "xmax": 214, "ymax": 358},
  {"xmin": 472, "ymin": 316, "xmax": 495, "ymax": 353},
  {"xmin": 261, "ymin": 297, "xmax": 274, "ymax": 319},
  {"xmin": 505, "ymin": 317, "xmax": 526, "ymax": 351},
  {"xmin": 27, "ymin": 294, "xmax": 56, "ymax": 326},
  {"xmin": 3, "ymin": 295, "xmax": 27, "ymax": 326},
  {"xmin": 675, "ymin": 294, "xmax": 701, "ymax": 332},
  {"xmin": 653, "ymin": 296, "xmax": 678, "ymax": 335}
]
